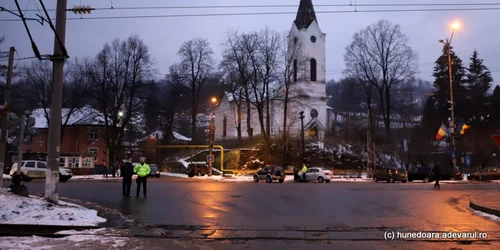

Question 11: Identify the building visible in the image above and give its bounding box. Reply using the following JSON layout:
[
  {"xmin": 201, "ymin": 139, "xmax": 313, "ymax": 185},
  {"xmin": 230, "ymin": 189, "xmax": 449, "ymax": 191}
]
[
  {"xmin": 214, "ymin": 0, "xmax": 330, "ymax": 141},
  {"xmin": 21, "ymin": 106, "xmax": 105, "ymax": 168}
]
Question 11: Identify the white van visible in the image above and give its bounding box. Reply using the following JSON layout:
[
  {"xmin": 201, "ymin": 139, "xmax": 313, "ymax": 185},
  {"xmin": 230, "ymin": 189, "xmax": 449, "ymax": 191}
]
[{"xmin": 9, "ymin": 160, "xmax": 73, "ymax": 182}]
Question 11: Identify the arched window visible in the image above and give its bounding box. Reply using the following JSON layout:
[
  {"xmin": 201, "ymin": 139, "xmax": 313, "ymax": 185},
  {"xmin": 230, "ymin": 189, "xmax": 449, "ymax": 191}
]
[
  {"xmin": 293, "ymin": 59, "xmax": 298, "ymax": 82},
  {"xmin": 310, "ymin": 58, "xmax": 317, "ymax": 82}
]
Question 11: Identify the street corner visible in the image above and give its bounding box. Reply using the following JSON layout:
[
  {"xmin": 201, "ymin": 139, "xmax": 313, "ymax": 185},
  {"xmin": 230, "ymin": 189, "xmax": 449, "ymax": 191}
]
[{"xmin": 469, "ymin": 192, "xmax": 500, "ymax": 221}]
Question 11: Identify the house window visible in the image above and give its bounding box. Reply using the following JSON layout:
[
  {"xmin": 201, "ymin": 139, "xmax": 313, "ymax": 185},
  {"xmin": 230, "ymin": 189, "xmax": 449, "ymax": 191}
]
[
  {"xmin": 82, "ymin": 157, "xmax": 93, "ymax": 168},
  {"xmin": 88, "ymin": 148, "xmax": 98, "ymax": 161},
  {"xmin": 223, "ymin": 116, "xmax": 227, "ymax": 137},
  {"xmin": 310, "ymin": 58, "xmax": 317, "ymax": 82},
  {"xmin": 293, "ymin": 59, "xmax": 297, "ymax": 82},
  {"xmin": 89, "ymin": 129, "xmax": 99, "ymax": 141}
]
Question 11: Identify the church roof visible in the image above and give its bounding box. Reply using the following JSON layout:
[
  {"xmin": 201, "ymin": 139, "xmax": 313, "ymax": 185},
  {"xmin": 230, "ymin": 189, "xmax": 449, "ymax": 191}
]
[{"xmin": 294, "ymin": 0, "xmax": 317, "ymax": 30}]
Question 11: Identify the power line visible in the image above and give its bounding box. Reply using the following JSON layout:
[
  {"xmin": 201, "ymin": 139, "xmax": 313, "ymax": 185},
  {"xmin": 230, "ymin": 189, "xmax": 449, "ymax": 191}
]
[
  {"xmin": 2, "ymin": 7, "xmax": 500, "ymax": 21},
  {"xmin": 0, "ymin": 56, "xmax": 37, "ymax": 62},
  {"xmin": 16, "ymin": 3, "xmax": 500, "ymax": 12}
]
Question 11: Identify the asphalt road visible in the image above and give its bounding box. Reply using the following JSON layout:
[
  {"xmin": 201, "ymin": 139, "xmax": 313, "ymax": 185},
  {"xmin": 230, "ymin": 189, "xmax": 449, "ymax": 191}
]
[{"xmin": 3, "ymin": 177, "xmax": 500, "ymax": 249}]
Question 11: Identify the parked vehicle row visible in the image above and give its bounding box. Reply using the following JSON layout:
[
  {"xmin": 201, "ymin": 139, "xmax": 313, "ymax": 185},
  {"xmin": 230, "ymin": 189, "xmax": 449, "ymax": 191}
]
[{"xmin": 467, "ymin": 167, "xmax": 500, "ymax": 181}]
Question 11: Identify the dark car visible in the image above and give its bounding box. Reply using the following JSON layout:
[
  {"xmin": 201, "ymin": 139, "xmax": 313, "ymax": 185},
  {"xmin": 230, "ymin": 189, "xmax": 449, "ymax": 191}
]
[
  {"xmin": 253, "ymin": 165, "xmax": 286, "ymax": 183},
  {"xmin": 408, "ymin": 167, "xmax": 432, "ymax": 182},
  {"xmin": 187, "ymin": 163, "xmax": 209, "ymax": 177},
  {"xmin": 468, "ymin": 167, "xmax": 500, "ymax": 181},
  {"xmin": 440, "ymin": 168, "xmax": 463, "ymax": 180},
  {"xmin": 148, "ymin": 165, "xmax": 160, "ymax": 178},
  {"xmin": 373, "ymin": 168, "xmax": 407, "ymax": 183}
]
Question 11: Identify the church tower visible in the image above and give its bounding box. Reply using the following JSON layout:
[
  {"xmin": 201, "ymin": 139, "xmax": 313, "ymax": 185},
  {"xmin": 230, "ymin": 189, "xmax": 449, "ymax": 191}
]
[{"xmin": 288, "ymin": 0, "xmax": 328, "ymax": 140}]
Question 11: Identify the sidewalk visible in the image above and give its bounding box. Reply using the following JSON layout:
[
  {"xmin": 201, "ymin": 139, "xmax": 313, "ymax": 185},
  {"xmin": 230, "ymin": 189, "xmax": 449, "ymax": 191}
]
[{"xmin": 469, "ymin": 192, "xmax": 500, "ymax": 218}]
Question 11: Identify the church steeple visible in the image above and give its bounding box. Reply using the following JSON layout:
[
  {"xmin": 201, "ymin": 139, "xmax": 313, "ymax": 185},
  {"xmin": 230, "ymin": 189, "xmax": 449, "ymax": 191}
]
[{"xmin": 294, "ymin": 0, "xmax": 317, "ymax": 30}]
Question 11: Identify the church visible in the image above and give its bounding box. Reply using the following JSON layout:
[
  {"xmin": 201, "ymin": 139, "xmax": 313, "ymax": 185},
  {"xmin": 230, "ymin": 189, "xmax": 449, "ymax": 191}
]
[{"xmin": 213, "ymin": 0, "xmax": 331, "ymax": 142}]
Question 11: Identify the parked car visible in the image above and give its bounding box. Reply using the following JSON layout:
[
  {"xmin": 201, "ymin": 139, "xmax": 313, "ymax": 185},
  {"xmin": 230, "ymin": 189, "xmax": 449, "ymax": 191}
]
[
  {"xmin": 440, "ymin": 168, "xmax": 463, "ymax": 180},
  {"xmin": 374, "ymin": 168, "xmax": 407, "ymax": 183},
  {"xmin": 296, "ymin": 167, "xmax": 332, "ymax": 183},
  {"xmin": 467, "ymin": 167, "xmax": 500, "ymax": 181},
  {"xmin": 187, "ymin": 163, "xmax": 209, "ymax": 177},
  {"xmin": 10, "ymin": 160, "xmax": 73, "ymax": 182},
  {"xmin": 253, "ymin": 165, "xmax": 286, "ymax": 183},
  {"xmin": 148, "ymin": 165, "xmax": 160, "ymax": 178},
  {"xmin": 408, "ymin": 167, "xmax": 432, "ymax": 182}
]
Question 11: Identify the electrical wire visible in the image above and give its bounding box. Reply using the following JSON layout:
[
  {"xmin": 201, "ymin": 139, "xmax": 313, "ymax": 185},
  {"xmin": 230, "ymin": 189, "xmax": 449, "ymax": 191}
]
[
  {"xmin": 0, "ymin": 56, "xmax": 38, "ymax": 62},
  {"xmin": 16, "ymin": 2, "xmax": 500, "ymax": 12},
  {"xmin": 2, "ymin": 7, "xmax": 500, "ymax": 22}
]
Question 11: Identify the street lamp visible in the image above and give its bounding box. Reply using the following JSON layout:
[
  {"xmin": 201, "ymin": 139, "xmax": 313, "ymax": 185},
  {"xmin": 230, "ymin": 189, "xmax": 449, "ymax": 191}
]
[
  {"xmin": 439, "ymin": 22, "xmax": 460, "ymax": 169},
  {"xmin": 299, "ymin": 111, "xmax": 305, "ymax": 162},
  {"xmin": 208, "ymin": 97, "xmax": 218, "ymax": 176}
]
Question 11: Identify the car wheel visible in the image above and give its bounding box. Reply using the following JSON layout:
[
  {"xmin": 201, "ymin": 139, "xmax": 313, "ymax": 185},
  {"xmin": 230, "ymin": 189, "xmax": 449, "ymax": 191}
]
[
  {"xmin": 389, "ymin": 177, "xmax": 394, "ymax": 183},
  {"xmin": 253, "ymin": 175, "xmax": 259, "ymax": 183},
  {"xmin": 266, "ymin": 175, "xmax": 272, "ymax": 183},
  {"xmin": 325, "ymin": 179, "xmax": 330, "ymax": 183},
  {"xmin": 423, "ymin": 177, "xmax": 430, "ymax": 183},
  {"xmin": 279, "ymin": 179, "xmax": 284, "ymax": 183},
  {"xmin": 317, "ymin": 177, "xmax": 324, "ymax": 183},
  {"xmin": 374, "ymin": 177, "xmax": 378, "ymax": 182}
]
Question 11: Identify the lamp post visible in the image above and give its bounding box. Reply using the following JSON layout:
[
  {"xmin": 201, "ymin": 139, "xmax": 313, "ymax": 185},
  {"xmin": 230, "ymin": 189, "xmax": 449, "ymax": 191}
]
[
  {"xmin": 299, "ymin": 111, "xmax": 305, "ymax": 163},
  {"xmin": 208, "ymin": 97, "xmax": 217, "ymax": 176},
  {"xmin": 439, "ymin": 22, "xmax": 460, "ymax": 169}
]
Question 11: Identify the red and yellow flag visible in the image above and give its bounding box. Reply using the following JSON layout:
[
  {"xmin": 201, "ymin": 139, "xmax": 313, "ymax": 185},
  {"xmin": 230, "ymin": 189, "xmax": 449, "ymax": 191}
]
[{"xmin": 436, "ymin": 123, "xmax": 448, "ymax": 140}]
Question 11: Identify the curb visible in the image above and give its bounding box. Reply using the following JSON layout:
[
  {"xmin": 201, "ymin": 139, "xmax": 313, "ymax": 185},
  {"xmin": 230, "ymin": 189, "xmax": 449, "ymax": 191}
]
[
  {"xmin": 469, "ymin": 200, "xmax": 500, "ymax": 218},
  {"xmin": 0, "ymin": 224, "xmax": 100, "ymax": 237}
]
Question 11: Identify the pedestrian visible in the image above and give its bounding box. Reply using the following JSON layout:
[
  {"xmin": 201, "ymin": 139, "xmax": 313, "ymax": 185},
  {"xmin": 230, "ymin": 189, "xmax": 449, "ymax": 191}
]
[
  {"xmin": 121, "ymin": 158, "xmax": 134, "ymax": 198},
  {"xmin": 301, "ymin": 164, "xmax": 308, "ymax": 182},
  {"xmin": 431, "ymin": 161, "xmax": 441, "ymax": 189},
  {"xmin": 111, "ymin": 162, "xmax": 116, "ymax": 178},
  {"xmin": 102, "ymin": 163, "xmax": 108, "ymax": 178},
  {"xmin": 134, "ymin": 157, "xmax": 151, "ymax": 198}
]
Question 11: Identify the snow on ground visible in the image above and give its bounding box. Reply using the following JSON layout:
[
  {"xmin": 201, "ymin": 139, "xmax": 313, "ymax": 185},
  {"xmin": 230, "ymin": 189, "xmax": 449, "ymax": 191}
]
[
  {"xmin": 162, "ymin": 172, "xmax": 371, "ymax": 182},
  {"xmin": 70, "ymin": 175, "xmax": 134, "ymax": 180},
  {"xmin": 2, "ymin": 174, "xmax": 11, "ymax": 179},
  {"xmin": 161, "ymin": 172, "xmax": 189, "ymax": 178},
  {"xmin": 493, "ymin": 180, "xmax": 500, "ymax": 183},
  {"xmin": 0, "ymin": 234, "xmax": 129, "ymax": 250},
  {"xmin": 0, "ymin": 189, "xmax": 106, "ymax": 226},
  {"xmin": 468, "ymin": 205, "xmax": 500, "ymax": 222}
]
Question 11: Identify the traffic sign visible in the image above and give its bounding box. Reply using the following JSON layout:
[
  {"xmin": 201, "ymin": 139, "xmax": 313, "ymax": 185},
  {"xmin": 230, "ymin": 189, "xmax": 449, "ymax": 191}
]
[
  {"xmin": 465, "ymin": 155, "xmax": 472, "ymax": 166},
  {"xmin": 207, "ymin": 155, "xmax": 214, "ymax": 163},
  {"xmin": 493, "ymin": 135, "xmax": 500, "ymax": 148},
  {"xmin": 451, "ymin": 150, "xmax": 456, "ymax": 159}
]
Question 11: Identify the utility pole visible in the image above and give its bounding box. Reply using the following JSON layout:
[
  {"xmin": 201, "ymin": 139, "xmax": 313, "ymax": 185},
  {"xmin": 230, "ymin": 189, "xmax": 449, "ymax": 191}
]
[
  {"xmin": 208, "ymin": 97, "xmax": 217, "ymax": 176},
  {"xmin": 300, "ymin": 111, "xmax": 305, "ymax": 162},
  {"xmin": 0, "ymin": 47, "xmax": 15, "ymax": 188},
  {"xmin": 446, "ymin": 40, "xmax": 457, "ymax": 169},
  {"xmin": 46, "ymin": 0, "xmax": 68, "ymax": 203}
]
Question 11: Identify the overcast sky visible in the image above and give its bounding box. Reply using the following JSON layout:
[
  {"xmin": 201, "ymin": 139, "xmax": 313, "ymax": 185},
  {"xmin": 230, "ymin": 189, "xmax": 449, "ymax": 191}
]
[{"xmin": 1, "ymin": 0, "xmax": 500, "ymax": 83}]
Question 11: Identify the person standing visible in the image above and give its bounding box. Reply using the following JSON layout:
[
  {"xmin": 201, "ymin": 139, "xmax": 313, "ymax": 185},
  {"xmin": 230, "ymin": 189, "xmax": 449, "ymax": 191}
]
[
  {"xmin": 102, "ymin": 163, "xmax": 108, "ymax": 178},
  {"xmin": 301, "ymin": 164, "xmax": 308, "ymax": 182},
  {"xmin": 134, "ymin": 157, "xmax": 151, "ymax": 198},
  {"xmin": 121, "ymin": 158, "xmax": 134, "ymax": 198},
  {"xmin": 431, "ymin": 162, "xmax": 441, "ymax": 189}
]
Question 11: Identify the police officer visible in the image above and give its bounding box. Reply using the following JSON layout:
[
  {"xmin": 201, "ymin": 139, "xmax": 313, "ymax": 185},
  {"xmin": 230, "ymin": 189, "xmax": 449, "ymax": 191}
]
[
  {"xmin": 301, "ymin": 164, "xmax": 308, "ymax": 182},
  {"xmin": 134, "ymin": 157, "xmax": 151, "ymax": 198},
  {"xmin": 121, "ymin": 158, "xmax": 134, "ymax": 198}
]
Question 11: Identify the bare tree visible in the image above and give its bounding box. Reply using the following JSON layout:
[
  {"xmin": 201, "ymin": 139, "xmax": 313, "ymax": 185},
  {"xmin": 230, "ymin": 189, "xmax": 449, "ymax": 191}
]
[
  {"xmin": 245, "ymin": 27, "xmax": 282, "ymax": 160},
  {"xmin": 87, "ymin": 35, "xmax": 154, "ymax": 162},
  {"xmin": 177, "ymin": 38, "xmax": 215, "ymax": 143},
  {"xmin": 0, "ymin": 36, "xmax": 9, "ymax": 85},
  {"xmin": 278, "ymin": 31, "xmax": 309, "ymax": 150},
  {"xmin": 219, "ymin": 30, "xmax": 252, "ymax": 140},
  {"xmin": 344, "ymin": 19, "xmax": 419, "ymax": 145},
  {"xmin": 19, "ymin": 58, "xmax": 90, "ymax": 141},
  {"xmin": 158, "ymin": 64, "xmax": 186, "ymax": 144}
]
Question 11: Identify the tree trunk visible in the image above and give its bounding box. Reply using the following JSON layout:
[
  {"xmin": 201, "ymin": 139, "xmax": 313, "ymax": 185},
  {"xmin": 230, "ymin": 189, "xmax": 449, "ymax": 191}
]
[
  {"xmin": 244, "ymin": 84, "xmax": 253, "ymax": 138},
  {"xmin": 266, "ymin": 82, "xmax": 271, "ymax": 137},
  {"xmin": 384, "ymin": 86, "xmax": 392, "ymax": 146},
  {"xmin": 282, "ymin": 87, "xmax": 289, "ymax": 150},
  {"xmin": 236, "ymin": 102, "xmax": 242, "ymax": 140}
]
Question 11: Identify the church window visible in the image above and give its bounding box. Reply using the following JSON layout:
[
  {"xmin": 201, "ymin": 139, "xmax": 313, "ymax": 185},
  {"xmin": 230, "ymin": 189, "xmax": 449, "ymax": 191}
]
[
  {"xmin": 310, "ymin": 36, "xmax": 316, "ymax": 43},
  {"xmin": 294, "ymin": 37, "xmax": 298, "ymax": 45},
  {"xmin": 223, "ymin": 116, "xmax": 227, "ymax": 137},
  {"xmin": 310, "ymin": 58, "xmax": 317, "ymax": 82},
  {"xmin": 293, "ymin": 59, "xmax": 297, "ymax": 82}
]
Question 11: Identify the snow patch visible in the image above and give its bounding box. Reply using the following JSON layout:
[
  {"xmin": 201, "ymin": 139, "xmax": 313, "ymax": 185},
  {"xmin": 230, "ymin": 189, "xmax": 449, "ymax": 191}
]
[
  {"xmin": 3, "ymin": 174, "xmax": 12, "ymax": 179},
  {"xmin": 468, "ymin": 205, "xmax": 500, "ymax": 222},
  {"xmin": 0, "ymin": 189, "xmax": 106, "ymax": 226},
  {"xmin": 70, "ymin": 175, "xmax": 129, "ymax": 180},
  {"xmin": 0, "ymin": 235, "xmax": 128, "ymax": 249},
  {"xmin": 161, "ymin": 172, "xmax": 189, "ymax": 178}
]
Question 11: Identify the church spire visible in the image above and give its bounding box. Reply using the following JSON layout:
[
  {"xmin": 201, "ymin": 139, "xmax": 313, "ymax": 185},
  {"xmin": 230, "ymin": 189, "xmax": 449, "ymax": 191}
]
[{"xmin": 294, "ymin": 0, "xmax": 317, "ymax": 30}]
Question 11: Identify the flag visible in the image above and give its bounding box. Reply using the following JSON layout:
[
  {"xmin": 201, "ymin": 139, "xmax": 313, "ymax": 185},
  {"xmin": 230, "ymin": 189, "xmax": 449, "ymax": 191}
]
[
  {"xmin": 459, "ymin": 124, "xmax": 470, "ymax": 135},
  {"xmin": 436, "ymin": 123, "xmax": 448, "ymax": 140}
]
